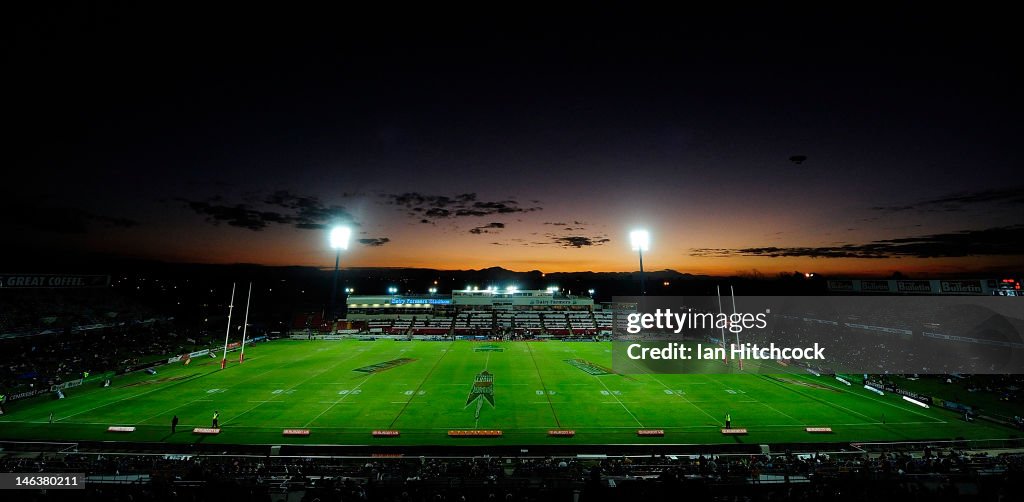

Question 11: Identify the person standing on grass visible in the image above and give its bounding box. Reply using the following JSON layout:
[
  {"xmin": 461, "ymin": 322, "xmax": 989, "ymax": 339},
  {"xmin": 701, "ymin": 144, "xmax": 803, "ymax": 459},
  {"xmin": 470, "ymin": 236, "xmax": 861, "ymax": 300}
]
[
  {"xmin": 49, "ymin": 412, "xmax": 54, "ymax": 424},
  {"xmin": 212, "ymin": 410, "xmax": 219, "ymax": 428},
  {"xmin": 172, "ymin": 415, "xmax": 179, "ymax": 433},
  {"xmin": 725, "ymin": 412, "xmax": 731, "ymax": 428}
]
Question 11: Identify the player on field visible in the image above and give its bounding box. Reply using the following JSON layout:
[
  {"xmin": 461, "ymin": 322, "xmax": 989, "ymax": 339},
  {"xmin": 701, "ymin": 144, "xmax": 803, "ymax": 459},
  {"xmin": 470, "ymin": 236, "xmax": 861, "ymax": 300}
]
[{"xmin": 212, "ymin": 410, "xmax": 220, "ymax": 428}]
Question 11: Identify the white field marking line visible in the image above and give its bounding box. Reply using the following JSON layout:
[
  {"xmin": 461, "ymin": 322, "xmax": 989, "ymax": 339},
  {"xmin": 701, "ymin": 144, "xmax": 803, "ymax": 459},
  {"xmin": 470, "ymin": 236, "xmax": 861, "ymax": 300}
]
[
  {"xmin": 592, "ymin": 375, "xmax": 644, "ymax": 427},
  {"xmin": 385, "ymin": 342, "xmax": 455, "ymax": 428},
  {"xmin": 127, "ymin": 341, "xmax": 350, "ymax": 426},
  {"xmin": 58, "ymin": 341, "xmax": 332, "ymax": 424},
  {"xmin": 227, "ymin": 347, "xmax": 371, "ymax": 426},
  {"xmin": 300, "ymin": 373, "xmax": 378, "ymax": 427},
  {"xmin": 754, "ymin": 374, "xmax": 884, "ymax": 425},
  {"xmin": 699, "ymin": 371, "xmax": 805, "ymax": 425},
  {"xmin": 752, "ymin": 401, "xmax": 806, "ymax": 424},
  {"xmin": 649, "ymin": 375, "xmax": 724, "ymax": 424},
  {"xmin": 563, "ymin": 346, "xmax": 642, "ymax": 427},
  {"xmin": 52, "ymin": 372, "xmax": 214, "ymax": 424},
  {"xmin": 610, "ymin": 352, "xmax": 724, "ymax": 424},
  {"xmin": 761, "ymin": 367, "xmax": 936, "ymax": 422},
  {"xmin": 620, "ymin": 356, "xmax": 722, "ymax": 424},
  {"xmin": 784, "ymin": 369, "xmax": 945, "ymax": 423}
]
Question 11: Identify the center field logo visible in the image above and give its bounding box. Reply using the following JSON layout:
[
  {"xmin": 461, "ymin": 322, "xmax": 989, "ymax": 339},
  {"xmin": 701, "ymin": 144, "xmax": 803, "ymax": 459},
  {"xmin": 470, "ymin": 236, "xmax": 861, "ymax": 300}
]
[
  {"xmin": 473, "ymin": 344, "xmax": 504, "ymax": 352},
  {"xmin": 564, "ymin": 359, "xmax": 613, "ymax": 375},
  {"xmin": 353, "ymin": 358, "xmax": 416, "ymax": 373},
  {"xmin": 466, "ymin": 370, "xmax": 495, "ymax": 407}
]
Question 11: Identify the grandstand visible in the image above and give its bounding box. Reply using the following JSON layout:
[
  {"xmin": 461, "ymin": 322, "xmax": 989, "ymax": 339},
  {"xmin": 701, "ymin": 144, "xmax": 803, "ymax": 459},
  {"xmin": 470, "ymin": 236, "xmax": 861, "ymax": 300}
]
[{"xmin": 345, "ymin": 289, "xmax": 607, "ymax": 338}]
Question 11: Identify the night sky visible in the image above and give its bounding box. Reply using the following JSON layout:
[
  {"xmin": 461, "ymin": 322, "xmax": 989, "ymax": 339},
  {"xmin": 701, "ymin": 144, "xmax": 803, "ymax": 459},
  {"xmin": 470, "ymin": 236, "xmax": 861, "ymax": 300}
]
[{"xmin": 6, "ymin": 5, "xmax": 1021, "ymax": 276}]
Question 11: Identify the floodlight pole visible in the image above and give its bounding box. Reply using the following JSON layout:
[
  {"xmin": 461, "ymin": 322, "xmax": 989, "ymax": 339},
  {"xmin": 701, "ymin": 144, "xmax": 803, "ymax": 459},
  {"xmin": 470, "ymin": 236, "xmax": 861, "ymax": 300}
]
[
  {"xmin": 239, "ymin": 282, "xmax": 252, "ymax": 363},
  {"xmin": 220, "ymin": 283, "xmax": 236, "ymax": 370},
  {"xmin": 638, "ymin": 248, "xmax": 646, "ymax": 296},
  {"xmin": 328, "ymin": 248, "xmax": 340, "ymax": 331}
]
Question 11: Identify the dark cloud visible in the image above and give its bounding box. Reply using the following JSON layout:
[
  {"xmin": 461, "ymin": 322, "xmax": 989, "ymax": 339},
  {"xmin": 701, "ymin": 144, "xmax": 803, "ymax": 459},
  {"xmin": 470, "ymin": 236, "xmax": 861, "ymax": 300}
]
[
  {"xmin": 690, "ymin": 225, "xmax": 1024, "ymax": 259},
  {"xmin": 180, "ymin": 191, "xmax": 356, "ymax": 231},
  {"xmin": 469, "ymin": 222, "xmax": 505, "ymax": 234},
  {"xmin": 358, "ymin": 237, "xmax": 390, "ymax": 247},
  {"xmin": 551, "ymin": 235, "xmax": 612, "ymax": 248},
  {"xmin": 874, "ymin": 187, "xmax": 1024, "ymax": 213},
  {"xmin": 264, "ymin": 190, "xmax": 354, "ymax": 229},
  {"xmin": 382, "ymin": 192, "xmax": 541, "ymax": 220}
]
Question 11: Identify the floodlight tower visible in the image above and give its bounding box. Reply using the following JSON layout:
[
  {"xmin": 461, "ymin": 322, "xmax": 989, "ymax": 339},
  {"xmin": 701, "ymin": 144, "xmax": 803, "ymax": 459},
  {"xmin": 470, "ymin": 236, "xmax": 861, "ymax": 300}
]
[
  {"xmin": 328, "ymin": 226, "xmax": 351, "ymax": 330},
  {"xmin": 630, "ymin": 229, "xmax": 650, "ymax": 295}
]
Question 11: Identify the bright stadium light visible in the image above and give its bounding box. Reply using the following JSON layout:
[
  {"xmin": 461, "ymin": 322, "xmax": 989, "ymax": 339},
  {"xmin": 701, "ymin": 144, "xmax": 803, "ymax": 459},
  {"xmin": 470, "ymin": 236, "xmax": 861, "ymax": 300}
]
[
  {"xmin": 629, "ymin": 229, "xmax": 650, "ymax": 295},
  {"xmin": 329, "ymin": 226, "xmax": 351, "ymax": 250},
  {"xmin": 506, "ymin": 285, "xmax": 517, "ymax": 293},
  {"xmin": 327, "ymin": 225, "xmax": 352, "ymax": 327},
  {"xmin": 388, "ymin": 286, "xmax": 398, "ymax": 294},
  {"xmin": 629, "ymin": 229, "xmax": 650, "ymax": 252},
  {"xmin": 588, "ymin": 288, "xmax": 595, "ymax": 295},
  {"xmin": 428, "ymin": 287, "xmax": 437, "ymax": 294}
]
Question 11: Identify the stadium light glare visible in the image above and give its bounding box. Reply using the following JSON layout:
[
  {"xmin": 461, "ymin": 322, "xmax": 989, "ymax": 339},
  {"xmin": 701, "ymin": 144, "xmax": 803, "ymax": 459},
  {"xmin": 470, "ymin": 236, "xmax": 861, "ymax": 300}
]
[
  {"xmin": 630, "ymin": 229, "xmax": 650, "ymax": 295},
  {"xmin": 506, "ymin": 285, "xmax": 517, "ymax": 293},
  {"xmin": 588, "ymin": 289, "xmax": 595, "ymax": 295},
  {"xmin": 629, "ymin": 229, "xmax": 650, "ymax": 252},
  {"xmin": 329, "ymin": 226, "xmax": 351, "ymax": 250}
]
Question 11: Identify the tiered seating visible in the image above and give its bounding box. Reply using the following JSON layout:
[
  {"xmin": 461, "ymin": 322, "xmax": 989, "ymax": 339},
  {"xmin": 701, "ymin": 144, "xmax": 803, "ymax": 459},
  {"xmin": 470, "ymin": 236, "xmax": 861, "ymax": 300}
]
[
  {"xmin": 543, "ymin": 312, "xmax": 569, "ymax": 336},
  {"xmin": 409, "ymin": 317, "xmax": 453, "ymax": 335},
  {"xmin": 496, "ymin": 312, "xmax": 515, "ymax": 329},
  {"xmin": 367, "ymin": 319, "xmax": 393, "ymax": 332},
  {"xmin": 513, "ymin": 312, "xmax": 543, "ymax": 331},
  {"xmin": 568, "ymin": 312, "xmax": 597, "ymax": 334},
  {"xmin": 389, "ymin": 319, "xmax": 412, "ymax": 334},
  {"xmin": 453, "ymin": 311, "xmax": 493, "ymax": 333},
  {"xmin": 594, "ymin": 311, "xmax": 614, "ymax": 332}
]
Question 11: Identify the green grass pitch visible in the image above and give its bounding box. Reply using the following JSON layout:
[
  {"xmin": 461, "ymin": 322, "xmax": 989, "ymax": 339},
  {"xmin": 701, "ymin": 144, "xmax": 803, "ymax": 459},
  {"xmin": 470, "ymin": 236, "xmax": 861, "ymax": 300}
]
[{"xmin": 0, "ymin": 339, "xmax": 1014, "ymax": 446}]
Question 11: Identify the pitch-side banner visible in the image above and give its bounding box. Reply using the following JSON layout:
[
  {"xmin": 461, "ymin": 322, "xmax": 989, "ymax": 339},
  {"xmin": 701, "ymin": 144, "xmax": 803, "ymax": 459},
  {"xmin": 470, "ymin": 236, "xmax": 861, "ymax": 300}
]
[
  {"xmin": 0, "ymin": 274, "xmax": 110, "ymax": 288},
  {"xmin": 611, "ymin": 296, "xmax": 1024, "ymax": 375}
]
